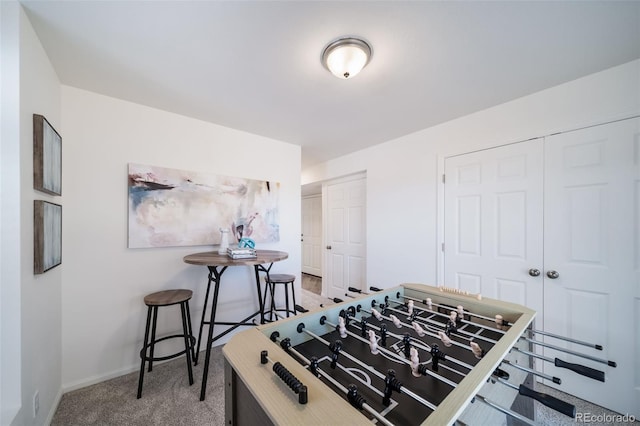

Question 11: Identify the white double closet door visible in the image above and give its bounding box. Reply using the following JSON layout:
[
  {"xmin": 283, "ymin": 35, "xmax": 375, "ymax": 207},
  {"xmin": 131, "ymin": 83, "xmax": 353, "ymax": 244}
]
[{"xmin": 443, "ymin": 117, "xmax": 639, "ymax": 417}]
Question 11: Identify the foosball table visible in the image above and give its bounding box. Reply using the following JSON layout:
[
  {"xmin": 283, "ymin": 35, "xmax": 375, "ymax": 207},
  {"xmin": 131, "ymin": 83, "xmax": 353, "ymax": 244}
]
[{"xmin": 223, "ymin": 283, "xmax": 615, "ymax": 425}]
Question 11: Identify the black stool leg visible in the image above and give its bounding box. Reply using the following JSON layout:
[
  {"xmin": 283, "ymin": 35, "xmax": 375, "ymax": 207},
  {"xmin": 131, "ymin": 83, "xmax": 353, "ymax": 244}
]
[
  {"xmin": 180, "ymin": 301, "xmax": 194, "ymax": 385},
  {"xmin": 185, "ymin": 300, "xmax": 196, "ymax": 362},
  {"xmin": 284, "ymin": 283, "xmax": 290, "ymax": 317},
  {"xmin": 148, "ymin": 306, "xmax": 158, "ymax": 372},
  {"xmin": 270, "ymin": 282, "xmax": 277, "ymax": 321},
  {"xmin": 137, "ymin": 306, "xmax": 153, "ymax": 399},
  {"xmin": 261, "ymin": 280, "xmax": 270, "ymax": 322},
  {"xmin": 290, "ymin": 281, "xmax": 297, "ymax": 316}
]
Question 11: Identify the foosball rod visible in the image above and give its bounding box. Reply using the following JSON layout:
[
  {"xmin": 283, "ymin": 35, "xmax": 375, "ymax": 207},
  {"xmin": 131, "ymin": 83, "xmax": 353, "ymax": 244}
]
[
  {"xmin": 511, "ymin": 346, "xmax": 605, "ymax": 382},
  {"xmin": 322, "ymin": 316, "xmax": 459, "ymax": 389},
  {"xmin": 337, "ymin": 308, "xmax": 541, "ymax": 425},
  {"xmin": 354, "ymin": 312, "xmax": 473, "ymax": 376},
  {"xmin": 346, "ymin": 286, "xmax": 384, "ymax": 296},
  {"xmin": 399, "ymin": 291, "xmax": 607, "ymax": 351},
  {"xmin": 380, "ymin": 300, "xmax": 498, "ymax": 346},
  {"xmin": 396, "ymin": 294, "xmax": 507, "ymax": 331},
  {"xmin": 354, "ymin": 302, "xmax": 470, "ymax": 353},
  {"xmin": 490, "ymin": 375, "xmax": 576, "ymax": 418},
  {"xmin": 496, "ymin": 315, "xmax": 605, "ymax": 351},
  {"xmin": 404, "ymin": 307, "xmax": 606, "ymax": 383},
  {"xmin": 350, "ymin": 307, "xmax": 474, "ymax": 371},
  {"xmin": 390, "ymin": 296, "xmax": 507, "ymax": 337},
  {"xmin": 362, "ymin": 304, "xmax": 562, "ymax": 385},
  {"xmin": 387, "ymin": 298, "xmax": 616, "ymax": 368},
  {"xmin": 397, "ymin": 305, "xmax": 607, "ymax": 382},
  {"xmin": 269, "ymin": 332, "xmax": 395, "ymax": 426},
  {"xmin": 519, "ymin": 336, "xmax": 616, "ymax": 367},
  {"xmin": 298, "ymin": 323, "xmax": 440, "ymax": 411},
  {"xmin": 525, "ymin": 327, "xmax": 603, "ymax": 351},
  {"xmin": 320, "ymin": 297, "xmax": 347, "ymax": 308}
]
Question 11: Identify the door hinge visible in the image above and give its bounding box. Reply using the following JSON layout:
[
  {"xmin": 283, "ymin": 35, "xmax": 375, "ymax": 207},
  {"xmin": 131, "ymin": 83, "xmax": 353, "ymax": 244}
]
[
  {"xmin": 441, "ymin": 243, "xmax": 445, "ymax": 252},
  {"xmin": 442, "ymin": 174, "xmax": 446, "ymax": 184}
]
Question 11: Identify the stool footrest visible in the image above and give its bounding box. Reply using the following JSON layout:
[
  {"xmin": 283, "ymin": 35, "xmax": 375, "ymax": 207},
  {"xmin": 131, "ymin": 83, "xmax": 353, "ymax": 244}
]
[{"xmin": 139, "ymin": 334, "xmax": 195, "ymax": 363}]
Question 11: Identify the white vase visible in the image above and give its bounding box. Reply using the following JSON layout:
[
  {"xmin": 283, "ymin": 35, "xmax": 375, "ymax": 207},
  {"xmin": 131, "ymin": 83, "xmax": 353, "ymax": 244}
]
[{"xmin": 218, "ymin": 228, "xmax": 230, "ymax": 254}]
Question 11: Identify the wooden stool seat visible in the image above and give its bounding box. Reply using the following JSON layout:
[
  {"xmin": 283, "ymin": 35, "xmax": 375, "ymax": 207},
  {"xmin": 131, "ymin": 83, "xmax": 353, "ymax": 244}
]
[
  {"xmin": 265, "ymin": 274, "xmax": 296, "ymax": 284},
  {"xmin": 137, "ymin": 288, "xmax": 195, "ymax": 398},
  {"xmin": 144, "ymin": 289, "xmax": 192, "ymax": 306},
  {"xmin": 263, "ymin": 274, "xmax": 298, "ymax": 321}
]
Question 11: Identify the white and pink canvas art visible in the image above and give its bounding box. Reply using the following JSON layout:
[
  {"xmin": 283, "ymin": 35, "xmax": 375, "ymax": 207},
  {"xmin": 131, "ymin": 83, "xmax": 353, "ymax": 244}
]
[{"xmin": 128, "ymin": 163, "xmax": 280, "ymax": 248}]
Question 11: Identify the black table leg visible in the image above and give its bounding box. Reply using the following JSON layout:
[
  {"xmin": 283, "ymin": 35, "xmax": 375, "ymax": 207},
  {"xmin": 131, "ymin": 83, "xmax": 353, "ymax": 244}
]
[
  {"xmin": 200, "ymin": 266, "xmax": 224, "ymax": 401},
  {"xmin": 254, "ymin": 263, "xmax": 274, "ymax": 324},
  {"xmin": 193, "ymin": 268, "xmax": 215, "ymax": 365},
  {"xmin": 198, "ymin": 262, "xmax": 273, "ymax": 400}
]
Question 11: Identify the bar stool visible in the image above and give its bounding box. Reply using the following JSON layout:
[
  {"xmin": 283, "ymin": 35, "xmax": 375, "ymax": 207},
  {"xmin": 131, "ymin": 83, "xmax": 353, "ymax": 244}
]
[
  {"xmin": 137, "ymin": 289, "xmax": 196, "ymax": 398},
  {"xmin": 263, "ymin": 273, "xmax": 298, "ymax": 321}
]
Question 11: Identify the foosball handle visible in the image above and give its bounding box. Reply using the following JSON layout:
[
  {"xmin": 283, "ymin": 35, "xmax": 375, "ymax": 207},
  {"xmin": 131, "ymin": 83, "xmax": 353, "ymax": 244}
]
[
  {"xmin": 554, "ymin": 358, "xmax": 605, "ymax": 382},
  {"xmin": 272, "ymin": 361, "xmax": 308, "ymax": 404},
  {"xmin": 519, "ymin": 384, "xmax": 576, "ymax": 418},
  {"xmin": 369, "ymin": 286, "xmax": 382, "ymax": 292},
  {"xmin": 295, "ymin": 304, "xmax": 308, "ymax": 313},
  {"xmin": 348, "ymin": 287, "xmax": 362, "ymax": 293}
]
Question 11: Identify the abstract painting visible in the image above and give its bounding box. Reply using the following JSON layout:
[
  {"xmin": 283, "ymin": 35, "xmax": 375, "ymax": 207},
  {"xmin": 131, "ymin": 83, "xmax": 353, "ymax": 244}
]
[
  {"xmin": 128, "ymin": 163, "xmax": 280, "ymax": 248},
  {"xmin": 33, "ymin": 114, "xmax": 62, "ymax": 196},
  {"xmin": 34, "ymin": 200, "xmax": 62, "ymax": 274}
]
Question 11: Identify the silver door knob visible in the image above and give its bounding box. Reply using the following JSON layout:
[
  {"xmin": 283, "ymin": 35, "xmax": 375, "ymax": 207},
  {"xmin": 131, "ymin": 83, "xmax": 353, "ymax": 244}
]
[
  {"xmin": 326, "ymin": 245, "xmax": 332, "ymax": 250},
  {"xmin": 546, "ymin": 270, "xmax": 559, "ymax": 279},
  {"xmin": 528, "ymin": 269, "xmax": 541, "ymax": 277}
]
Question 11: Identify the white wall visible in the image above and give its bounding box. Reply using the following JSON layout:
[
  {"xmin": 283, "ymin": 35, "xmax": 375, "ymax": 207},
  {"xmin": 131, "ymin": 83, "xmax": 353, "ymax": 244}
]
[
  {"xmin": 302, "ymin": 59, "xmax": 640, "ymax": 288},
  {"xmin": 5, "ymin": 5, "xmax": 63, "ymax": 426},
  {"xmin": 60, "ymin": 86, "xmax": 301, "ymax": 389},
  {"xmin": 1, "ymin": 2, "xmax": 23, "ymax": 424}
]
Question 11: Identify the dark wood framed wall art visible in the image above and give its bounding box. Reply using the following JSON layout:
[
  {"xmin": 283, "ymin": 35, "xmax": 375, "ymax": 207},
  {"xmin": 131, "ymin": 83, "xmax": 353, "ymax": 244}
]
[
  {"xmin": 34, "ymin": 200, "xmax": 62, "ymax": 274},
  {"xmin": 33, "ymin": 113, "xmax": 62, "ymax": 196},
  {"xmin": 33, "ymin": 114, "xmax": 62, "ymax": 274}
]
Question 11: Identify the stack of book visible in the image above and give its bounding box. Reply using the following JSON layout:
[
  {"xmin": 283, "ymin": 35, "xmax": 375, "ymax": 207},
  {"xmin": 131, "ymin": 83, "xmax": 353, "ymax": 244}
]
[{"xmin": 227, "ymin": 247, "xmax": 257, "ymax": 259}]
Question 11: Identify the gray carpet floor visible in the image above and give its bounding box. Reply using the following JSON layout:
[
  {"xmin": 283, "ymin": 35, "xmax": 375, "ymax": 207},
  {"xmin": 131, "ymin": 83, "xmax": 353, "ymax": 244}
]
[
  {"xmin": 51, "ymin": 346, "xmax": 225, "ymax": 426},
  {"xmin": 51, "ymin": 289, "xmax": 331, "ymax": 426}
]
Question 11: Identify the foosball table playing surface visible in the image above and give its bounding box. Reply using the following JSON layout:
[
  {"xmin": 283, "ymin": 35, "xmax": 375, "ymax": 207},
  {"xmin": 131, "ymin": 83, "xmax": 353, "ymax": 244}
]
[{"xmin": 223, "ymin": 283, "xmax": 557, "ymax": 425}]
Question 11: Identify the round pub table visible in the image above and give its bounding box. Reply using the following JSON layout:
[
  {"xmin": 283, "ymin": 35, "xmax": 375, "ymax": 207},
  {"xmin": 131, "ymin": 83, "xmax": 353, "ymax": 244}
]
[{"xmin": 183, "ymin": 249, "xmax": 288, "ymax": 401}]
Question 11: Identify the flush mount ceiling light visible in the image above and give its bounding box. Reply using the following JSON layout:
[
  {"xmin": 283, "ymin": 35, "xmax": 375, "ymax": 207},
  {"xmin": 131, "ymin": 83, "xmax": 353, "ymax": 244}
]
[{"xmin": 322, "ymin": 37, "xmax": 372, "ymax": 79}]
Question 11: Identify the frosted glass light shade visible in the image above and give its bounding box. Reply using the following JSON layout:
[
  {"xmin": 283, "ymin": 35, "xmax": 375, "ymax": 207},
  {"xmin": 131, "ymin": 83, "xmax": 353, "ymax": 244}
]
[{"xmin": 322, "ymin": 37, "xmax": 371, "ymax": 79}]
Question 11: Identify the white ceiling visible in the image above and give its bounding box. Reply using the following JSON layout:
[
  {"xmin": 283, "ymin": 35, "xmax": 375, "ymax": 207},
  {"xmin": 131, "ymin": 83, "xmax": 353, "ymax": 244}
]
[{"xmin": 21, "ymin": 1, "xmax": 640, "ymax": 169}]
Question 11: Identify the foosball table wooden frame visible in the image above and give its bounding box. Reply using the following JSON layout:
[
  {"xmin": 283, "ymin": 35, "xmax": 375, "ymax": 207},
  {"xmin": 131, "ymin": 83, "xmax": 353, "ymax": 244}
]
[{"xmin": 223, "ymin": 283, "xmax": 539, "ymax": 425}]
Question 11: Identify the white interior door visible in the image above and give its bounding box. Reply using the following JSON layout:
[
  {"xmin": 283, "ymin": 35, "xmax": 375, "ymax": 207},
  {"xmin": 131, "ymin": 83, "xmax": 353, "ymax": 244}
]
[
  {"xmin": 542, "ymin": 118, "xmax": 639, "ymax": 417},
  {"xmin": 301, "ymin": 195, "xmax": 322, "ymax": 277},
  {"xmin": 443, "ymin": 139, "xmax": 544, "ymax": 315},
  {"xmin": 325, "ymin": 177, "xmax": 366, "ymax": 299}
]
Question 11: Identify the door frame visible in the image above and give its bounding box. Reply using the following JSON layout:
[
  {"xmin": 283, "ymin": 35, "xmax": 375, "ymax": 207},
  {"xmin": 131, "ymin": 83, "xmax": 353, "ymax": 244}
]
[{"xmin": 321, "ymin": 171, "xmax": 367, "ymax": 298}]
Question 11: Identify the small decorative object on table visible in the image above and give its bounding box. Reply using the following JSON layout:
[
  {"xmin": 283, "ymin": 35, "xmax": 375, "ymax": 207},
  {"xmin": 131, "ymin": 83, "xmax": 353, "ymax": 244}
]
[
  {"xmin": 218, "ymin": 228, "xmax": 230, "ymax": 254},
  {"xmin": 238, "ymin": 237, "xmax": 256, "ymax": 249},
  {"xmin": 227, "ymin": 247, "xmax": 257, "ymax": 259}
]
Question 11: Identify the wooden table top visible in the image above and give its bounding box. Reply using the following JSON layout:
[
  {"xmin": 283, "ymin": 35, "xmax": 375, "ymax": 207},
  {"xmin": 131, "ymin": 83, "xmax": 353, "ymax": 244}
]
[{"xmin": 183, "ymin": 249, "xmax": 288, "ymax": 267}]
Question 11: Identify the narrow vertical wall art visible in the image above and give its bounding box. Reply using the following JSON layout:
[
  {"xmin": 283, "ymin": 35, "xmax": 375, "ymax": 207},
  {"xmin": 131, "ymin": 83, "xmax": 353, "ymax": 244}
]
[
  {"xmin": 33, "ymin": 114, "xmax": 62, "ymax": 196},
  {"xmin": 34, "ymin": 200, "xmax": 62, "ymax": 274}
]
